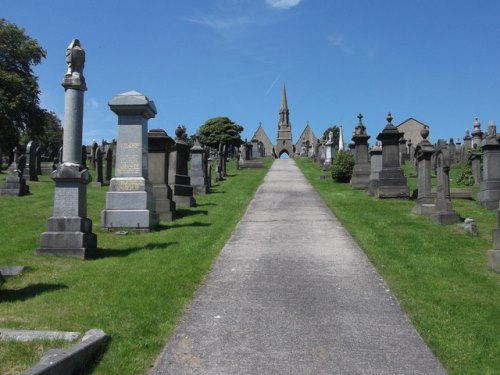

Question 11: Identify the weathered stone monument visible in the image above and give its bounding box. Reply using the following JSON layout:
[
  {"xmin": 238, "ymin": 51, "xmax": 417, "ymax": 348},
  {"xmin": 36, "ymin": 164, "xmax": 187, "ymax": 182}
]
[
  {"xmin": 350, "ymin": 113, "xmax": 371, "ymax": 189},
  {"xmin": 412, "ymin": 128, "xmax": 436, "ymax": 216},
  {"xmin": 469, "ymin": 150, "xmax": 482, "ymax": 185},
  {"xmin": 477, "ymin": 122, "xmax": 500, "ymax": 209},
  {"xmin": 23, "ymin": 140, "xmax": 38, "ymax": 181},
  {"xmin": 471, "ymin": 118, "xmax": 483, "ymax": 148},
  {"xmin": 323, "ymin": 132, "xmax": 334, "ymax": 169},
  {"xmin": 168, "ymin": 126, "xmax": 196, "ymax": 207},
  {"xmin": 432, "ymin": 143, "xmax": 460, "ymax": 224},
  {"xmin": 190, "ymin": 136, "xmax": 208, "ymax": 194},
  {"xmin": 36, "ymin": 146, "xmax": 42, "ymax": 175},
  {"xmin": 488, "ymin": 203, "xmax": 500, "ymax": 273},
  {"xmin": 37, "ymin": 39, "xmax": 97, "ymax": 258},
  {"xmin": 101, "ymin": 91, "xmax": 159, "ymax": 230},
  {"xmin": 104, "ymin": 147, "xmax": 113, "ymax": 185},
  {"xmin": 148, "ymin": 128, "xmax": 176, "ymax": 221},
  {"xmin": 0, "ymin": 147, "xmax": 30, "ymax": 196},
  {"xmin": 375, "ymin": 113, "xmax": 410, "ymax": 198},
  {"xmin": 367, "ymin": 142, "xmax": 383, "ymax": 196},
  {"xmin": 91, "ymin": 140, "xmax": 98, "ymax": 169},
  {"xmin": 93, "ymin": 147, "xmax": 103, "ymax": 187}
]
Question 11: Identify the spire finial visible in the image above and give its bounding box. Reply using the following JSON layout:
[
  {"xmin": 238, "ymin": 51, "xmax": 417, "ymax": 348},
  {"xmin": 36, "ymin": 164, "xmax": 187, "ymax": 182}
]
[{"xmin": 387, "ymin": 112, "xmax": 393, "ymax": 124}]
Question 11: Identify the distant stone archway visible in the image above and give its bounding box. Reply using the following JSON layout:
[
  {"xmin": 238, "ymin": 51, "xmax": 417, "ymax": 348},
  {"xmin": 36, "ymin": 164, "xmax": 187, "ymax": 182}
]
[{"xmin": 278, "ymin": 149, "xmax": 290, "ymax": 158}]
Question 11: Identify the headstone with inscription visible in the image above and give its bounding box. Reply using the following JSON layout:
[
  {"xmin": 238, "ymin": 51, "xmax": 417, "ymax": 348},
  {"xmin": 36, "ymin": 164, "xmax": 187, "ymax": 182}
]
[
  {"xmin": 101, "ymin": 91, "xmax": 159, "ymax": 229},
  {"xmin": 190, "ymin": 136, "xmax": 208, "ymax": 194},
  {"xmin": 168, "ymin": 126, "xmax": 196, "ymax": 207},
  {"xmin": 148, "ymin": 128, "xmax": 176, "ymax": 221},
  {"xmin": 412, "ymin": 128, "xmax": 436, "ymax": 216},
  {"xmin": 432, "ymin": 143, "xmax": 460, "ymax": 224},
  {"xmin": 375, "ymin": 113, "xmax": 409, "ymax": 198},
  {"xmin": 350, "ymin": 113, "xmax": 371, "ymax": 189},
  {"xmin": 37, "ymin": 39, "xmax": 97, "ymax": 258},
  {"xmin": 477, "ymin": 122, "xmax": 500, "ymax": 209}
]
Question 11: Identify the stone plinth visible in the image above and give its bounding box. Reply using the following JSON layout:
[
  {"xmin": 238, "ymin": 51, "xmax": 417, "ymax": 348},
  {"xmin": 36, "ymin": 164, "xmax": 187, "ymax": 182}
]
[
  {"xmin": 375, "ymin": 114, "xmax": 409, "ymax": 198},
  {"xmin": 37, "ymin": 164, "xmax": 97, "ymax": 258},
  {"xmin": 412, "ymin": 128, "xmax": 436, "ymax": 216},
  {"xmin": 190, "ymin": 138, "xmax": 208, "ymax": 195},
  {"xmin": 488, "ymin": 205, "xmax": 500, "ymax": 272},
  {"xmin": 367, "ymin": 144, "xmax": 382, "ymax": 196},
  {"xmin": 168, "ymin": 126, "xmax": 196, "ymax": 207},
  {"xmin": 101, "ymin": 91, "xmax": 159, "ymax": 230},
  {"xmin": 148, "ymin": 128, "xmax": 176, "ymax": 221},
  {"xmin": 0, "ymin": 161, "xmax": 29, "ymax": 196},
  {"xmin": 432, "ymin": 145, "xmax": 460, "ymax": 224},
  {"xmin": 469, "ymin": 151, "xmax": 482, "ymax": 185},
  {"xmin": 350, "ymin": 114, "xmax": 371, "ymax": 190},
  {"xmin": 477, "ymin": 131, "xmax": 500, "ymax": 209}
]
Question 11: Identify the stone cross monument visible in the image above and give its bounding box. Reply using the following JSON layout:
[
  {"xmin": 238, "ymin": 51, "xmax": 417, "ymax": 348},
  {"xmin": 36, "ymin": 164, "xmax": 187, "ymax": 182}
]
[
  {"xmin": 37, "ymin": 39, "xmax": 97, "ymax": 259},
  {"xmin": 350, "ymin": 113, "xmax": 371, "ymax": 189}
]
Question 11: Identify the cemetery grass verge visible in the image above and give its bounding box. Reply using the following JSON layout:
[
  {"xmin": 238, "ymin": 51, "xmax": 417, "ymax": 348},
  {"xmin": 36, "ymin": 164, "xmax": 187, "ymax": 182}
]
[
  {"xmin": 296, "ymin": 158, "xmax": 500, "ymax": 375},
  {"xmin": 0, "ymin": 158, "xmax": 272, "ymax": 374}
]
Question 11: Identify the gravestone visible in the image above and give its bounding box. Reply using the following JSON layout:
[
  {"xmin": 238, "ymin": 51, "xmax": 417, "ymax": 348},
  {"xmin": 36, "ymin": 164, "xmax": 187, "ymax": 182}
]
[
  {"xmin": 488, "ymin": 203, "xmax": 500, "ymax": 273},
  {"xmin": 101, "ymin": 91, "xmax": 159, "ymax": 230},
  {"xmin": 323, "ymin": 132, "xmax": 334, "ymax": 169},
  {"xmin": 0, "ymin": 149, "xmax": 30, "ymax": 196},
  {"xmin": 148, "ymin": 128, "xmax": 176, "ymax": 221},
  {"xmin": 190, "ymin": 136, "xmax": 208, "ymax": 194},
  {"xmin": 24, "ymin": 141, "xmax": 38, "ymax": 181},
  {"xmin": 432, "ymin": 144, "xmax": 460, "ymax": 224},
  {"xmin": 222, "ymin": 144, "xmax": 227, "ymax": 176},
  {"xmin": 91, "ymin": 140, "xmax": 98, "ymax": 169},
  {"xmin": 93, "ymin": 147, "xmax": 103, "ymax": 187},
  {"xmin": 412, "ymin": 128, "xmax": 436, "ymax": 216},
  {"xmin": 36, "ymin": 146, "xmax": 42, "ymax": 175},
  {"xmin": 168, "ymin": 126, "xmax": 196, "ymax": 207},
  {"xmin": 367, "ymin": 142, "xmax": 382, "ymax": 196},
  {"xmin": 104, "ymin": 147, "xmax": 113, "ymax": 185},
  {"xmin": 469, "ymin": 151, "xmax": 482, "ymax": 185},
  {"xmin": 350, "ymin": 113, "xmax": 371, "ymax": 190},
  {"xmin": 399, "ymin": 136, "xmax": 408, "ymax": 164},
  {"xmin": 375, "ymin": 113, "xmax": 409, "ymax": 198},
  {"xmin": 448, "ymin": 138, "xmax": 457, "ymax": 165},
  {"xmin": 37, "ymin": 38, "xmax": 97, "ymax": 258},
  {"xmin": 217, "ymin": 143, "xmax": 225, "ymax": 180},
  {"xmin": 471, "ymin": 118, "xmax": 483, "ymax": 148},
  {"xmin": 81, "ymin": 145, "xmax": 87, "ymax": 169},
  {"xmin": 477, "ymin": 122, "xmax": 500, "ymax": 209}
]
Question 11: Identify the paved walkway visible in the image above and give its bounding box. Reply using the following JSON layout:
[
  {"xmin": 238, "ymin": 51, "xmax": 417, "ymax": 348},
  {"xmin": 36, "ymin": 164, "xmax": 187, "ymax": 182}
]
[{"xmin": 150, "ymin": 159, "xmax": 446, "ymax": 374}]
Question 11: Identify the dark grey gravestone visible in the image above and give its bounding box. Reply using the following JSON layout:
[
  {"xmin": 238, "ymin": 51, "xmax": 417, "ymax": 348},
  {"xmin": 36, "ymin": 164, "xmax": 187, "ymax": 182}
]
[
  {"xmin": 36, "ymin": 146, "xmax": 42, "ymax": 175},
  {"xmin": 477, "ymin": 123, "xmax": 500, "ymax": 209},
  {"xmin": 91, "ymin": 140, "xmax": 98, "ymax": 170},
  {"xmin": 367, "ymin": 142, "xmax": 382, "ymax": 196},
  {"xmin": 350, "ymin": 113, "xmax": 371, "ymax": 190},
  {"xmin": 190, "ymin": 137, "xmax": 208, "ymax": 195},
  {"xmin": 375, "ymin": 113, "xmax": 409, "ymax": 198},
  {"xmin": 412, "ymin": 128, "xmax": 436, "ymax": 216},
  {"xmin": 95, "ymin": 147, "xmax": 103, "ymax": 186},
  {"xmin": 81, "ymin": 145, "xmax": 87, "ymax": 169},
  {"xmin": 448, "ymin": 138, "xmax": 456, "ymax": 164},
  {"xmin": 0, "ymin": 154, "xmax": 30, "ymax": 196},
  {"xmin": 24, "ymin": 141, "xmax": 38, "ymax": 181},
  {"xmin": 104, "ymin": 147, "xmax": 112, "ymax": 185},
  {"xmin": 37, "ymin": 38, "xmax": 97, "ymax": 259},
  {"xmin": 101, "ymin": 90, "xmax": 159, "ymax": 230},
  {"xmin": 469, "ymin": 151, "xmax": 482, "ymax": 185},
  {"xmin": 432, "ymin": 144, "xmax": 460, "ymax": 224},
  {"xmin": 148, "ymin": 128, "xmax": 176, "ymax": 221},
  {"xmin": 168, "ymin": 126, "xmax": 196, "ymax": 207}
]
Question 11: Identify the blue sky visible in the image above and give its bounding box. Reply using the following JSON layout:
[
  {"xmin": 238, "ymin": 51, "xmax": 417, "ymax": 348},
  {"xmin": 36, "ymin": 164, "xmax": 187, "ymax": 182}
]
[{"xmin": 2, "ymin": 0, "xmax": 499, "ymax": 145}]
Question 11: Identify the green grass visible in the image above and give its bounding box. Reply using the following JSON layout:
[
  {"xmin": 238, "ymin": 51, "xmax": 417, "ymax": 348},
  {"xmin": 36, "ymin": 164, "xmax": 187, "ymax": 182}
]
[
  {"xmin": 0, "ymin": 158, "xmax": 272, "ymax": 374},
  {"xmin": 296, "ymin": 157, "xmax": 500, "ymax": 374}
]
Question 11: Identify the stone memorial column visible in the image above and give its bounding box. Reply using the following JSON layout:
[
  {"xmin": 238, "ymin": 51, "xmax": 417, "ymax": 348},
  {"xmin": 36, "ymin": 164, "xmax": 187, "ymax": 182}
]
[
  {"xmin": 477, "ymin": 123, "xmax": 500, "ymax": 209},
  {"xmin": 350, "ymin": 113, "xmax": 371, "ymax": 189},
  {"xmin": 323, "ymin": 133, "xmax": 333, "ymax": 169},
  {"xmin": 168, "ymin": 126, "xmax": 196, "ymax": 207},
  {"xmin": 148, "ymin": 128, "xmax": 176, "ymax": 221},
  {"xmin": 37, "ymin": 39, "xmax": 97, "ymax": 258},
  {"xmin": 412, "ymin": 128, "xmax": 436, "ymax": 216},
  {"xmin": 24, "ymin": 141, "xmax": 38, "ymax": 181},
  {"xmin": 375, "ymin": 113, "xmax": 409, "ymax": 198},
  {"xmin": 101, "ymin": 91, "xmax": 159, "ymax": 230},
  {"xmin": 190, "ymin": 137, "xmax": 208, "ymax": 195},
  {"xmin": 432, "ymin": 145, "xmax": 460, "ymax": 224},
  {"xmin": 471, "ymin": 118, "xmax": 483, "ymax": 149},
  {"xmin": 469, "ymin": 151, "xmax": 482, "ymax": 185}
]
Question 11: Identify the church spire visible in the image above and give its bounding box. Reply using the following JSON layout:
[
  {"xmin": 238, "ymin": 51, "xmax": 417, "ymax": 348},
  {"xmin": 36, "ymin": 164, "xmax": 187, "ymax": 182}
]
[{"xmin": 279, "ymin": 83, "xmax": 290, "ymax": 126}]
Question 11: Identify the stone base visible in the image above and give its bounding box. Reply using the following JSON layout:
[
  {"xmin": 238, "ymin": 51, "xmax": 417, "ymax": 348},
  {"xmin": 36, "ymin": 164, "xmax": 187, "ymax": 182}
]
[
  {"xmin": 412, "ymin": 203, "xmax": 436, "ymax": 216},
  {"xmin": 432, "ymin": 210, "xmax": 461, "ymax": 225},
  {"xmin": 101, "ymin": 209, "xmax": 159, "ymax": 230},
  {"xmin": 367, "ymin": 180, "xmax": 379, "ymax": 197},
  {"xmin": 476, "ymin": 182, "xmax": 500, "ymax": 209},
  {"xmin": 492, "ymin": 228, "xmax": 500, "ymax": 249},
  {"xmin": 173, "ymin": 194, "xmax": 196, "ymax": 208},
  {"xmin": 155, "ymin": 199, "xmax": 175, "ymax": 221},
  {"xmin": 37, "ymin": 231, "xmax": 97, "ymax": 259},
  {"xmin": 0, "ymin": 175, "xmax": 30, "ymax": 196},
  {"xmin": 351, "ymin": 164, "xmax": 370, "ymax": 190},
  {"xmin": 487, "ymin": 250, "xmax": 500, "ymax": 273},
  {"xmin": 376, "ymin": 185, "xmax": 410, "ymax": 199},
  {"xmin": 193, "ymin": 185, "xmax": 208, "ymax": 195}
]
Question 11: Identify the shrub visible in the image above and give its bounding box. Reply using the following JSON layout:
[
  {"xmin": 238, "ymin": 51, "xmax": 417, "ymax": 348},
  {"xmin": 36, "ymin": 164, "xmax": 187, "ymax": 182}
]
[{"xmin": 331, "ymin": 150, "xmax": 354, "ymax": 182}]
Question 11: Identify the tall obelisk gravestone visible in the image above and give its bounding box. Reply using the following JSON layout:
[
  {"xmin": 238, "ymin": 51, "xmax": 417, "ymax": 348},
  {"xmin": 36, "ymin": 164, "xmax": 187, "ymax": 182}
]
[
  {"xmin": 101, "ymin": 91, "xmax": 159, "ymax": 230},
  {"xmin": 37, "ymin": 39, "xmax": 97, "ymax": 259}
]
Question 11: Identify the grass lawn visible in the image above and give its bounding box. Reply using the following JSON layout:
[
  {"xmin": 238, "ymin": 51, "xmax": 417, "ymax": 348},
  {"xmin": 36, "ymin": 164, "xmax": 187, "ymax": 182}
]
[
  {"xmin": 296, "ymin": 157, "xmax": 500, "ymax": 375},
  {"xmin": 0, "ymin": 158, "xmax": 272, "ymax": 374}
]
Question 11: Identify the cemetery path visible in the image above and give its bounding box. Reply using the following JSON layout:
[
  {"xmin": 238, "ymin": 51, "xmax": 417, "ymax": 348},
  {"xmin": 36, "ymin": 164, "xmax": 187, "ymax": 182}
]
[{"xmin": 149, "ymin": 159, "xmax": 446, "ymax": 375}]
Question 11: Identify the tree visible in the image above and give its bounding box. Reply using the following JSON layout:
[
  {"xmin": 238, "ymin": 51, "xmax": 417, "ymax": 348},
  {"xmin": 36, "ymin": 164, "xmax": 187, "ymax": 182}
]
[
  {"xmin": 322, "ymin": 126, "xmax": 340, "ymax": 145},
  {"xmin": 36, "ymin": 111, "xmax": 63, "ymax": 158},
  {"xmin": 0, "ymin": 18, "xmax": 47, "ymax": 153},
  {"xmin": 198, "ymin": 117, "xmax": 244, "ymax": 149},
  {"xmin": 331, "ymin": 150, "xmax": 354, "ymax": 183}
]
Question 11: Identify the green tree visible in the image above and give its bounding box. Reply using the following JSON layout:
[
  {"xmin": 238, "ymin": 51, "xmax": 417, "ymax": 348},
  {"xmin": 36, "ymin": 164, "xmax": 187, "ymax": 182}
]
[
  {"xmin": 198, "ymin": 117, "xmax": 243, "ymax": 149},
  {"xmin": 331, "ymin": 150, "xmax": 354, "ymax": 183},
  {"xmin": 322, "ymin": 126, "xmax": 340, "ymax": 145},
  {"xmin": 37, "ymin": 111, "xmax": 63, "ymax": 158},
  {"xmin": 0, "ymin": 18, "xmax": 47, "ymax": 152}
]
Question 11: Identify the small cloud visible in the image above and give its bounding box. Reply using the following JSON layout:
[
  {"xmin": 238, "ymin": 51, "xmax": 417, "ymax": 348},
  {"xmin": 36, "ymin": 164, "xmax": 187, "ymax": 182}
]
[
  {"xmin": 266, "ymin": 0, "xmax": 301, "ymax": 9},
  {"xmin": 89, "ymin": 97, "xmax": 100, "ymax": 109},
  {"xmin": 186, "ymin": 15, "xmax": 252, "ymax": 34},
  {"xmin": 327, "ymin": 34, "xmax": 354, "ymax": 55}
]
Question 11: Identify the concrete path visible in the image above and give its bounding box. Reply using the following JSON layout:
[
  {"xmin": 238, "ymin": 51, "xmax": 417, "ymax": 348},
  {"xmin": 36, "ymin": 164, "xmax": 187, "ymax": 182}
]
[{"xmin": 150, "ymin": 159, "xmax": 446, "ymax": 375}]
